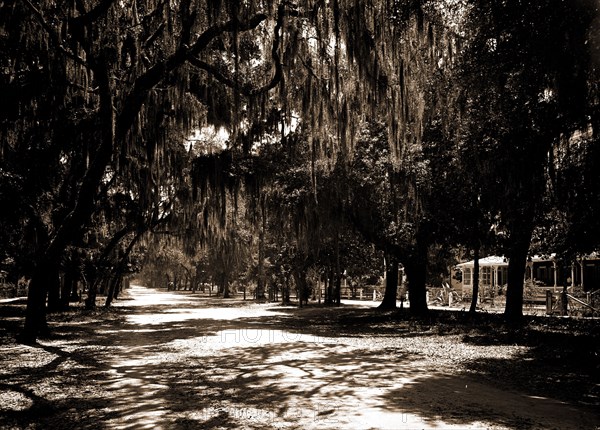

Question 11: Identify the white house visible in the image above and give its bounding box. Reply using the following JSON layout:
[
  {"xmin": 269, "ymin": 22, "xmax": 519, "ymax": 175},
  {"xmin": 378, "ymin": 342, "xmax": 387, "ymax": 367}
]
[
  {"xmin": 457, "ymin": 253, "xmax": 600, "ymax": 297},
  {"xmin": 456, "ymin": 256, "xmax": 508, "ymax": 298},
  {"xmin": 526, "ymin": 253, "xmax": 600, "ymax": 292}
]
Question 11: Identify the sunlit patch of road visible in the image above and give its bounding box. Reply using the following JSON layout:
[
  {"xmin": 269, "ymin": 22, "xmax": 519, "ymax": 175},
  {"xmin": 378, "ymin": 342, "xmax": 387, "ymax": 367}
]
[
  {"xmin": 120, "ymin": 284, "xmax": 291, "ymax": 325},
  {"xmin": 0, "ymin": 390, "xmax": 33, "ymax": 412},
  {"xmin": 6, "ymin": 283, "xmax": 590, "ymax": 430},
  {"xmin": 126, "ymin": 307, "xmax": 290, "ymax": 325},
  {"xmin": 97, "ymin": 285, "xmax": 599, "ymax": 429},
  {"xmin": 115, "ymin": 284, "xmax": 199, "ymax": 307}
]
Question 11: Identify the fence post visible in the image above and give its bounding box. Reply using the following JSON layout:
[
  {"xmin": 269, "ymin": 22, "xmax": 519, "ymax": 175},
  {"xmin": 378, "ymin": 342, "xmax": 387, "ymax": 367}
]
[
  {"xmin": 561, "ymin": 287, "xmax": 568, "ymax": 316},
  {"xmin": 545, "ymin": 290, "xmax": 553, "ymax": 315}
]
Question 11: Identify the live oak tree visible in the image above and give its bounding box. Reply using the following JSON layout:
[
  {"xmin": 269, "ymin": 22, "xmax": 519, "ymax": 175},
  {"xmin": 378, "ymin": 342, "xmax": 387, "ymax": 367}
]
[
  {"xmin": 453, "ymin": 0, "xmax": 599, "ymax": 320},
  {"xmin": 421, "ymin": 76, "xmax": 500, "ymax": 314},
  {"xmin": 273, "ymin": 1, "xmax": 462, "ymax": 314},
  {"xmin": 0, "ymin": 0, "xmax": 476, "ymax": 335},
  {"xmin": 347, "ymin": 121, "xmax": 430, "ymax": 312},
  {"xmin": 1, "ymin": 0, "xmax": 294, "ymax": 342}
]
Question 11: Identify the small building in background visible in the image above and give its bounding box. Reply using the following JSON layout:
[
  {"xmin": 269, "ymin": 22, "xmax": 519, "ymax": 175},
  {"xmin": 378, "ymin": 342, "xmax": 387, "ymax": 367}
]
[
  {"xmin": 527, "ymin": 253, "xmax": 600, "ymax": 292},
  {"xmin": 457, "ymin": 253, "xmax": 600, "ymax": 296},
  {"xmin": 456, "ymin": 256, "xmax": 508, "ymax": 299}
]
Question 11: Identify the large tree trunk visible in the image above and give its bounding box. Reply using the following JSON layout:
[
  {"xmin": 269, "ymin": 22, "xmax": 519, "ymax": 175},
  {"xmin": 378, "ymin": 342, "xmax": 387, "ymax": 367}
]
[
  {"xmin": 85, "ymin": 279, "xmax": 99, "ymax": 310},
  {"xmin": 105, "ymin": 274, "xmax": 121, "ymax": 308},
  {"xmin": 20, "ymin": 257, "xmax": 55, "ymax": 343},
  {"xmin": 293, "ymin": 269, "xmax": 309, "ymax": 307},
  {"xmin": 403, "ymin": 246, "xmax": 428, "ymax": 316},
  {"xmin": 46, "ymin": 264, "xmax": 62, "ymax": 313},
  {"xmin": 503, "ymin": 200, "xmax": 537, "ymax": 322},
  {"xmin": 378, "ymin": 254, "xmax": 398, "ymax": 310},
  {"xmin": 504, "ymin": 236, "xmax": 531, "ymax": 322},
  {"xmin": 222, "ymin": 275, "xmax": 230, "ymax": 298},
  {"xmin": 20, "ymin": 61, "xmax": 115, "ymax": 343}
]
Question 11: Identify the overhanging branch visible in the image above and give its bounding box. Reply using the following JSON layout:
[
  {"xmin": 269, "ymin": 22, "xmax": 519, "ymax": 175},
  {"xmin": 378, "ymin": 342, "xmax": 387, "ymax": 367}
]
[
  {"xmin": 187, "ymin": 4, "xmax": 298, "ymax": 97},
  {"xmin": 71, "ymin": 0, "xmax": 117, "ymax": 25},
  {"xmin": 187, "ymin": 56, "xmax": 282, "ymax": 97},
  {"xmin": 20, "ymin": 0, "xmax": 89, "ymax": 68},
  {"xmin": 117, "ymin": 12, "xmax": 271, "ymax": 141}
]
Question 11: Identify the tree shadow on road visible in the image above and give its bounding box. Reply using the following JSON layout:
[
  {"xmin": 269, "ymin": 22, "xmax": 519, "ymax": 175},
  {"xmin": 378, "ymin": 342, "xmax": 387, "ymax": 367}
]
[{"xmin": 1, "ymin": 291, "xmax": 599, "ymax": 429}]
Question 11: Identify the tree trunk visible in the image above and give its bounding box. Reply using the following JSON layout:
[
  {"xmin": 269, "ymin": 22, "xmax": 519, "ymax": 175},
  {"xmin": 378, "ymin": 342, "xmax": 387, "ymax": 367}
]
[
  {"xmin": 403, "ymin": 247, "xmax": 428, "ymax": 316},
  {"xmin": 378, "ymin": 254, "xmax": 398, "ymax": 310},
  {"xmin": 256, "ymin": 202, "xmax": 266, "ymax": 301},
  {"xmin": 283, "ymin": 277, "xmax": 290, "ymax": 304},
  {"xmin": 115, "ymin": 277, "xmax": 126, "ymax": 299},
  {"xmin": 326, "ymin": 268, "xmax": 334, "ymax": 305},
  {"xmin": 293, "ymin": 269, "xmax": 308, "ymax": 307},
  {"xmin": 469, "ymin": 243, "xmax": 480, "ymax": 313},
  {"xmin": 504, "ymin": 237, "xmax": 530, "ymax": 322},
  {"xmin": 334, "ymin": 274, "xmax": 341, "ymax": 306},
  {"xmin": 46, "ymin": 264, "xmax": 62, "ymax": 313},
  {"xmin": 334, "ymin": 227, "xmax": 341, "ymax": 306},
  {"xmin": 20, "ymin": 257, "xmax": 54, "ymax": 343},
  {"xmin": 105, "ymin": 274, "xmax": 121, "ymax": 307},
  {"xmin": 222, "ymin": 276, "xmax": 230, "ymax": 298},
  {"xmin": 85, "ymin": 280, "xmax": 99, "ymax": 310}
]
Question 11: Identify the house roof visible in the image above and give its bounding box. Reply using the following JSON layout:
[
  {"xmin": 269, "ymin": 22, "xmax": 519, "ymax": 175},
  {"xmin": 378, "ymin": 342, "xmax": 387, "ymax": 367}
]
[
  {"xmin": 456, "ymin": 255, "xmax": 508, "ymax": 268},
  {"xmin": 456, "ymin": 252, "xmax": 600, "ymax": 269},
  {"xmin": 530, "ymin": 254, "xmax": 556, "ymax": 262}
]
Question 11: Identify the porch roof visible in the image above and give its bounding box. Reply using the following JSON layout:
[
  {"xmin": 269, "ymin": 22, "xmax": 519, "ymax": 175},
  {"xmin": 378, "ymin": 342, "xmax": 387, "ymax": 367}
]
[{"xmin": 456, "ymin": 255, "xmax": 508, "ymax": 268}]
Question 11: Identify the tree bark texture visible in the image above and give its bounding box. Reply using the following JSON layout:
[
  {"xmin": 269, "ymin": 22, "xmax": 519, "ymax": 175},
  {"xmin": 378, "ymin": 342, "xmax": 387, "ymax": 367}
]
[
  {"xmin": 378, "ymin": 254, "xmax": 398, "ymax": 310},
  {"xmin": 403, "ymin": 246, "xmax": 428, "ymax": 316}
]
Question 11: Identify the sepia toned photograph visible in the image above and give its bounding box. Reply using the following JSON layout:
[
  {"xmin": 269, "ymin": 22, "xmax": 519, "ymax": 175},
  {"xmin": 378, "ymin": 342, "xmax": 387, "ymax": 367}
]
[{"xmin": 1, "ymin": 0, "xmax": 599, "ymax": 428}]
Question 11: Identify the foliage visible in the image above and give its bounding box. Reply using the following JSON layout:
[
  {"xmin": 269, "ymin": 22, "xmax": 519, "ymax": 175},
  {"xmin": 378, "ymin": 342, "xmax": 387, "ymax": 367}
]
[
  {"xmin": 448, "ymin": 0, "xmax": 600, "ymax": 319},
  {"xmin": 1, "ymin": 0, "xmax": 599, "ymax": 339}
]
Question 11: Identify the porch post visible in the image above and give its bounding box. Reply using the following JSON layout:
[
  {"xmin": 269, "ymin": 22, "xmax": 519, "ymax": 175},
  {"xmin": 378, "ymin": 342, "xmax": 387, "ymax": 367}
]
[
  {"xmin": 495, "ymin": 266, "xmax": 499, "ymax": 286},
  {"xmin": 580, "ymin": 258, "xmax": 585, "ymax": 291},
  {"xmin": 553, "ymin": 260, "xmax": 558, "ymax": 293},
  {"xmin": 525, "ymin": 259, "xmax": 532, "ymax": 281},
  {"xmin": 492, "ymin": 266, "xmax": 498, "ymax": 306}
]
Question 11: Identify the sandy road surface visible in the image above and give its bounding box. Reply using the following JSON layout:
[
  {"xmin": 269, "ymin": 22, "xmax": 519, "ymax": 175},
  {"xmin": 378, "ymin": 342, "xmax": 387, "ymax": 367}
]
[{"xmin": 1, "ymin": 284, "xmax": 598, "ymax": 429}]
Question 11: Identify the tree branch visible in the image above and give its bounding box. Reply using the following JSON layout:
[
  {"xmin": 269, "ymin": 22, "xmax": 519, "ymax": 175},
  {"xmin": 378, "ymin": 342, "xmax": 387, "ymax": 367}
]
[
  {"xmin": 72, "ymin": 0, "xmax": 117, "ymax": 25},
  {"xmin": 143, "ymin": 22, "xmax": 166, "ymax": 49},
  {"xmin": 116, "ymin": 12, "xmax": 270, "ymax": 141},
  {"xmin": 188, "ymin": 56, "xmax": 281, "ymax": 97},
  {"xmin": 187, "ymin": 4, "xmax": 298, "ymax": 97},
  {"xmin": 20, "ymin": 0, "xmax": 88, "ymax": 68}
]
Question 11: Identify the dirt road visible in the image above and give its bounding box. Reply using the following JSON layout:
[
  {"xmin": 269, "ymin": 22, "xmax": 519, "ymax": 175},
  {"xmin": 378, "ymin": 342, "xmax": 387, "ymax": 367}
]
[{"xmin": 1, "ymin": 285, "xmax": 598, "ymax": 429}]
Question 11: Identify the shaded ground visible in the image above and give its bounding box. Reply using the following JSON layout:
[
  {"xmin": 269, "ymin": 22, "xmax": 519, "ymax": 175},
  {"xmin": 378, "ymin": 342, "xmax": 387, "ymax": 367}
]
[{"xmin": 1, "ymin": 285, "xmax": 599, "ymax": 429}]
